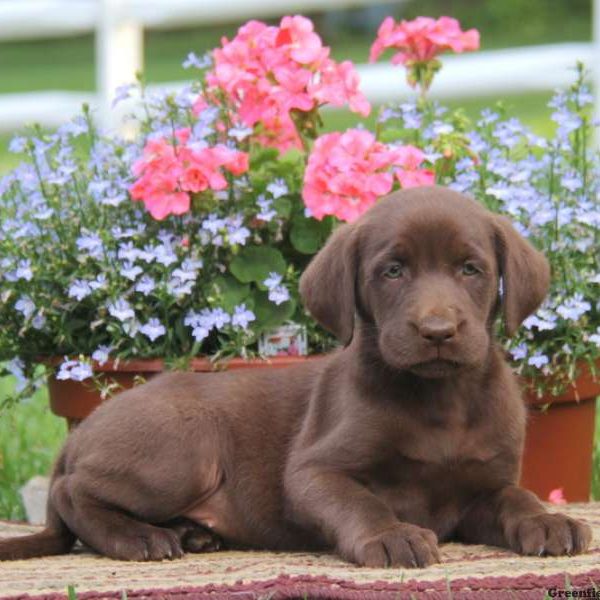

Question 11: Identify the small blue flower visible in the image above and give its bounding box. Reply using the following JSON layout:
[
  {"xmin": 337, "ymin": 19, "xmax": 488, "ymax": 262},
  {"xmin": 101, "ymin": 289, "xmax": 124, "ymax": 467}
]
[
  {"xmin": 202, "ymin": 214, "xmax": 226, "ymax": 236},
  {"xmin": 231, "ymin": 304, "xmax": 256, "ymax": 330},
  {"xmin": 477, "ymin": 109, "xmax": 499, "ymax": 127},
  {"xmin": 228, "ymin": 125, "xmax": 253, "ymax": 141},
  {"xmin": 264, "ymin": 272, "xmax": 282, "ymax": 289},
  {"xmin": 256, "ymin": 195, "xmax": 277, "ymax": 222},
  {"xmin": 167, "ymin": 278, "xmax": 195, "ymax": 297},
  {"xmin": 8, "ymin": 136, "xmax": 27, "ymax": 154},
  {"xmin": 15, "ymin": 259, "xmax": 33, "ymax": 281},
  {"xmin": 77, "ymin": 233, "xmax": 104, "ymax": 259},
  {"xmin": 56, "ymin": 359, "xmax": 93, "ymax": 381},
  {"xmin": 191, "ymin": 325, "xmax": 210, "ymax": 342},
  {"xmin": 119, "ymin": 262, "xmax": 143, "ymax": 281},
  {"xmin": 6, "ymin": 358, "xmax": 28, "ymax": 392},
  {"xmin": 555, "ymin": 294, "xmax": 591, "ymax": 321},
  {"xmin": 560, "ymin": 172, "xmax": 582, "ymax": 192},
  {"xmin": 172, "ymin": 258, "xmax": 203, "ymax": 282},
  {"xmin": 68, "ymin": 280, "xmax": 93, "ymax": 301},
  {"xmin": 89, "ymin": 274, "xmax": 107, "ymax": 291},
  {"xmin": 57, "ymin": 116, "xmax": 88, "ymax": 137},
  {"xmin": 432, "ymin": 121, "xmax": 453, "ymax": 136},
  {"xmin": 227, "ymin": 224, "xmax": 250, "ymax": 246},
  {"xmin": 32, "ymin": 313, "xmax": 46, "ymax": 330},
  {"xmin": 267, "ymin": 179, "xmax": 288, "ymax": 199},
  {"xmin": 589, "ymin": 327, "xmax": 600, "ymax": 347},
  {"xmin": 107, "ymin": 298, "xmax": 135, "ymax": 322},
  {"xmin": 140, "ymin": 318, "xmax": 166, "ymax": 342},
  {"xmin": 154, "ymin": 243, "xmax": 178, "ymax": 267},
  {"xmin": 268, "ymin": 286, "xmax": 290, "ymax": 305},
  {"xmin": 378, "ymin": 107, "xmax": 399, "ymax": 123},
  {"xmin": 15, "ymin": 296, "xmax": 36, "ymax": 319},
  {"xmin": 135, "ymin": 276, "xmax": 156, "ymax": 295},
  {"xmin": 182, "ymin": 51, "xmax": 211, "ymax": 70},
  {"xmin": 118, "ymin": 242, "xmax": 140, "ymax": 262},
  {"xmin": 211, "ymin": 308, "xmax": 231, "ymax": 330},
  {"xmin": 92, "ymin": 345, "xmax": 111, "ymax": 365},
  {"xmin": 551, "ymin": 109, "xmax": 582, "ymax": 139},
  {"xmin": 263, "ymin": 274, "xmax": 289, "ymax": 305},
  {"xmin": 528, "ymin": 353, "xmax": 549, "ymax": 368},
  {"xmin": 510, "ymin": 343, "xmax": 528, "ymax": 361}
]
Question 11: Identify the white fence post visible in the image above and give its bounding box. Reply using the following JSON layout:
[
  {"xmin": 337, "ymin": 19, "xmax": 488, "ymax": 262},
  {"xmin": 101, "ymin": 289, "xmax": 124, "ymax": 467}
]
[{"xmin": 96, "ymin": 0, "xmax": 143, "ymax": 132}]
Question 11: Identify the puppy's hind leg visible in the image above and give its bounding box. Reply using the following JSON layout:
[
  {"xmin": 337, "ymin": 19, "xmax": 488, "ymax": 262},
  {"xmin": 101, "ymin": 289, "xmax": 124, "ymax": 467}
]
[
  {"xmin": 54, "ymin": 481, "xmax": 184, "ymax": 561},
  {"xmin": 165, "ymin": 518, "xmax": 224, "ymax": 553}
]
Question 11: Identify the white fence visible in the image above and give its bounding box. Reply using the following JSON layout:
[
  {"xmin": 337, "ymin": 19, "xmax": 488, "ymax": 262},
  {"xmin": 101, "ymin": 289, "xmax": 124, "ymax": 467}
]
[{"xmin": 0, "ymin": 0, "xmax": 598, "ymax": 134}]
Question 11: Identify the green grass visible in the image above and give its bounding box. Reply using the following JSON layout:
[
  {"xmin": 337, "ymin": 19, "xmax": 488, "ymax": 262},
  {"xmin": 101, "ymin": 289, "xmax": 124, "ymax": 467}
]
[{"xmin": 0, "ymin": 379, "xmax": 66, "ymax": 520}]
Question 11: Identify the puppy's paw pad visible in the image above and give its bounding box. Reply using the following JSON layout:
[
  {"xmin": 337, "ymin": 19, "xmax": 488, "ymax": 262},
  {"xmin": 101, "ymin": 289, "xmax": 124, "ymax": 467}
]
[
  {"xmin": 509, "ymin": 513, "xmax": 592, "ymax": 556},
  {"xmin": 354, "ymin": 524, "xmax": 440, "ymax": 568}
]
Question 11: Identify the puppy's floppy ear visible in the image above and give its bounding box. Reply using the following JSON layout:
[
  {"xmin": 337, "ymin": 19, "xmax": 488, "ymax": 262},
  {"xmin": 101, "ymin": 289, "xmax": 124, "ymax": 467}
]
[
  {"xmin": 299, "ymin": 222, "xmax": 359, "ymax": 345},
  {"xmin": 494, "ymin": 215, "xmax": 550, "ymax": 336}
]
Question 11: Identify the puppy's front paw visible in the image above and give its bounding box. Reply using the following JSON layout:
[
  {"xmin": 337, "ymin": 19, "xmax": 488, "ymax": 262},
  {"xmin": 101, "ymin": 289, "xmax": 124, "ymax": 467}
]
[
  {"xmin": 353, "ymin": 523, "xmax": 440, "ymax": 568},
  {"xmin": 507, "ymin": 513, "xmax": 592, "ymax": 556}
]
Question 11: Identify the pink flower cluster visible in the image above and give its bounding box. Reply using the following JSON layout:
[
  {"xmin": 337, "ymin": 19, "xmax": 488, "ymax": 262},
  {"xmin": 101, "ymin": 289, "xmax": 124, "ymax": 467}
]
[
  {"xmin": 303, "ymin": 129, "xmax": 434, "ymax": 222},
  {"xmin": 130, "ymin": 128, "xmax": 248, "ymax": 220},
  {"xmin": 370, "ymin": 16, "xmax": 479, "ymax": 66},
  {"xmin": 206, "ymin": 16, "xmax": 371, "ymax": 152}
]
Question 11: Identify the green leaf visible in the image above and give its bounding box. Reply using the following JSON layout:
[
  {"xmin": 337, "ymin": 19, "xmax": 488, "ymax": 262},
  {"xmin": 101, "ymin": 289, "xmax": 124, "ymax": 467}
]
[
  {"xmin": 212, "ymin": 275, "xmax": 251, "ymax": 312},
  {"xmin": 250, "ymin": 147, "xmax": 279, "ymax": 169},
  {"xmin": 290, "ymin": 216, "xmax": 332, "ymax": 255},
  {"xmin": 273, "ymin": 197, "xmax": 292, "ymax": 219},
  {"xmin": 230, "ymin": 246, "xmax": 286, "ymax": 284},
  {"xmin": 252, "ymin": 291, "xmax": 296, "ymax": 331},
  {"xmin": 279, "ymin": 147, "xmax": 304, "ymax": 165}
]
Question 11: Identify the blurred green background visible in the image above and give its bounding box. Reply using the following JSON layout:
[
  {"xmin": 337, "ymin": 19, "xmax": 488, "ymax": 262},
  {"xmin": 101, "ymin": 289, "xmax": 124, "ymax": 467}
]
[{"xmin": 0, "ymin": 0, "xmax": 598, "ymax": 519}]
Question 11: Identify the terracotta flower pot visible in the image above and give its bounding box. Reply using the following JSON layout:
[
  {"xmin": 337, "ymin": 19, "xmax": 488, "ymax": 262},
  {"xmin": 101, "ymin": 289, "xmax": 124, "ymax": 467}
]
[
  {"xmin": 520, "ymin": 361, "xmax": 599, "ymax": 503},
  {"xmin": 47, "ymin": 356, "xmax": 599, "ymax": 501}
]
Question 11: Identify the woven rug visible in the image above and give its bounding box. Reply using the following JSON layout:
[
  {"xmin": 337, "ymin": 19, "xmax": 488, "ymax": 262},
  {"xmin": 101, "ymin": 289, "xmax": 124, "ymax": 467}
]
[{"xmin": 1, "ymin": 504, "xmax": 599, "ymax": 600}]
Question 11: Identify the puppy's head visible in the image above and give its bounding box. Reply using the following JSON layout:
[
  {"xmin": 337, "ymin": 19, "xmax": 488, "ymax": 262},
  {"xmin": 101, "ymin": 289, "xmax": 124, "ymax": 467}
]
[{"xmin": 300, "ymin": 186, "xmax": 550, "ymax": 378}]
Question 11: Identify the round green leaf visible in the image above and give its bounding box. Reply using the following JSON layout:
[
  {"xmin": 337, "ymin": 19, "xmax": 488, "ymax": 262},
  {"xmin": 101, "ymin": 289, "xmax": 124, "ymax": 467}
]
[
  {"xmin": 230, "ymin": 246, "xmax": 287, "ymax": 284},
  {"xmin": 212, "ymin": 275, "xmax": 251, "ymax": 312},
  {"xmin": 290, "ymin": 216, "xmax": 332, "ymax": 255},
  {"xmin": 252, "ymin": 291, "xmax": 296, "ymax": 331}
]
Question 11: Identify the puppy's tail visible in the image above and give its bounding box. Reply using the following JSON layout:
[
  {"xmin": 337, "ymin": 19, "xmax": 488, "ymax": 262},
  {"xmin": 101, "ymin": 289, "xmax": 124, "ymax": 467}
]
[
  {"xmin": 0, "ymin": 525, "xmax": 75, "ymax": 560},
  {"xmin": 0, "ymin": 450, "xmax": 76, "ymax": 560}
]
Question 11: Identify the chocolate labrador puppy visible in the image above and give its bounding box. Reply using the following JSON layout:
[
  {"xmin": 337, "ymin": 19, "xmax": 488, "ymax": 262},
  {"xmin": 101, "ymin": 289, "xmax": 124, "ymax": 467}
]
[{"xmin": 1, "ymin": 186, "xmax": 591, "ymax": 567}]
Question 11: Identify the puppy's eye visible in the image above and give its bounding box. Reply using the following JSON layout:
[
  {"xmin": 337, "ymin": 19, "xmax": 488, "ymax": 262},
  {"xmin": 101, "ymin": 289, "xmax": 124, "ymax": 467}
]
[
  {"xmin": 462, "ymin": 262, "xmax": 481, "ymax": 276},
  {"xmin": 384, "ymin": 263, "xmax": 405, "ymax": 279}
]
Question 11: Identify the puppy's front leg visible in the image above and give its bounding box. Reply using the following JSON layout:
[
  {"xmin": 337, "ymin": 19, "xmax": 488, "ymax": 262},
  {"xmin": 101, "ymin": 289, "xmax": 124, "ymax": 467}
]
[
  {"xmin": 286, "ymin": 467, "xmax": 439, "ymax": 568},
  {"xmin": 456, "ymin": 485, "xmax": 592, "ymax": 555}
]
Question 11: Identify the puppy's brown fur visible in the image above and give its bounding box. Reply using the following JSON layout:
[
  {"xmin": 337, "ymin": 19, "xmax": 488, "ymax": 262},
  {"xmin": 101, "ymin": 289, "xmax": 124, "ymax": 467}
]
[{"xmin": 0, "ymin": 187, "xmax": 591, "ymax": 567}]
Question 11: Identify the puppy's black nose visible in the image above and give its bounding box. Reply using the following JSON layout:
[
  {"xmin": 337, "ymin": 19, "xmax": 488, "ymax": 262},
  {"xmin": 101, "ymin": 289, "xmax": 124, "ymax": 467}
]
[{"xmin": 418, "ymin": 316, "xmax": 456, "ymax": 344}]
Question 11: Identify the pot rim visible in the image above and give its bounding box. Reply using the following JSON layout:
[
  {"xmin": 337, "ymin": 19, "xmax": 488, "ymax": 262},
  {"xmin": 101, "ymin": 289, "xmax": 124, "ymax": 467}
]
[
  {"xmin": 42, "ymin": 355, "xmax": 600, "ymax": 405},
  {"xmin": 42, "ymin": 354, "xmax": 317, "ymax": 373}
]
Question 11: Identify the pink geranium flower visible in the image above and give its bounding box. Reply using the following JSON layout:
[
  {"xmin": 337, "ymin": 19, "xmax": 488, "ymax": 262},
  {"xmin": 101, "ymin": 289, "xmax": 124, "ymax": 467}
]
[
  {"xmin": 205, "ymin": 15, "xmax": 370, "ymax": 151},
  {"xmin": 275, "ymin": 15, "xmax": 329, "ymax": 65},
  {"xmin": 303, "ymin": 130, "xmax": 430, "ymax": 222},
  {"xmin": 370, "ymin": 16, "xmax": 479, "ymax": 65},
  {"xmin": 548, "ymin": 488, "xmax": 567, "ymax": 505},
  {"xmin": 393, "ymin": 145, "xmax": 436, "ymax": 189},
  {"xmin": 130, "ymin": 133, "xmax": 249, "ymax": 220}
]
